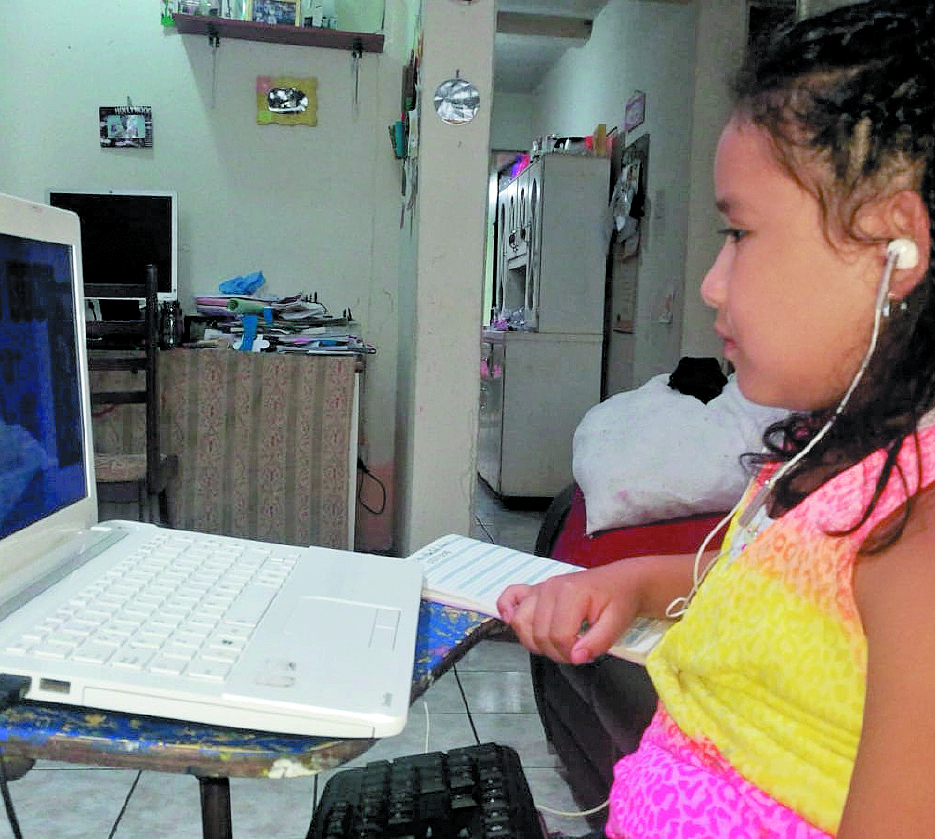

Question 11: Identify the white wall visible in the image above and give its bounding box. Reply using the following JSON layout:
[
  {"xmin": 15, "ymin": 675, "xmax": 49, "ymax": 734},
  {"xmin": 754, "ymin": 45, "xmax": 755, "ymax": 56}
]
[
  {"xmin": 494, "ymin": 0, "xmax": 753, "ymax": 389},
  {"xmin": 0, "ymin": 0, "xmax": 408, "ymax": 551},
  {"xmin": 531, "ymin": 0, "xmax": 697, "ymax": 391},
  {"xmin": 490, "ymin": 92, "xmax": 536, "ymax": 152},
  {"xmin": 394, "ymin": 0, "xmax": 496, "ymax": 555},
  {"xmin": 0, "ymin": 0, "xmax": 753, "ymax": 554},
  {"xmin": 680, "ymin": 0, "xmax": 748, "ymax": 360}
]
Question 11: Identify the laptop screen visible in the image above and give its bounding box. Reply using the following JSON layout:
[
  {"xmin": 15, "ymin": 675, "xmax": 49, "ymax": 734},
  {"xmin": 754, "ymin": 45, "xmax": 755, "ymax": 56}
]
[
  {"xmin": 0, "ymin": 193, "xmax": 97, "ymax": 579},
  {"xmin": 0, "ymin": 232, "xmax": 86, "ymax": 539}
]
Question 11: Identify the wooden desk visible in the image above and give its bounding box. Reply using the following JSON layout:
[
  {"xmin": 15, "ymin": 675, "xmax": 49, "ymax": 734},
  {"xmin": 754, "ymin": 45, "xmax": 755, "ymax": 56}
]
[
  {"xmin": 91, "ymin": 349, "xmax": 359, "ymax": 549},
  {"xmin": 0, "ymin": 602, "xmax": 500, "ymax": 839}
]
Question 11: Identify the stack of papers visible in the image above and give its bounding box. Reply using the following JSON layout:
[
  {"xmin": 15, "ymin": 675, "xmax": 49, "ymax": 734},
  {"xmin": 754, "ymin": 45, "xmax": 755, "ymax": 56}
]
[{"xmin": 194, "ymin": 294, "xmax": 334, "ymax": 325}]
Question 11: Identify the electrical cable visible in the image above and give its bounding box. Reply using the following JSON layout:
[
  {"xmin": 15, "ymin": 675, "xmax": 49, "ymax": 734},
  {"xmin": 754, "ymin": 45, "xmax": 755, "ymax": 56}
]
[
  {"xmin": 422, "ymin": 700, "xmax": 430, "ymax": 753},
  {"xmin": 426, "ymin": 667, "xmax": 606, "ymax": 825},
  {"xmin": 356, "ymin": 458, "xmax": 386, "ymax": 516},
  {"xmin": 0, "ymin": 675, "xmax": 33, "ymax": 839},
  {"xmin": 451, "ymin": 666, "xmax": 481, "ymax": 745},
  {"xmin": 351, "ymin": 40, "xmax": 362, "ymax": 114},
  {"xmin": 665, "ymin": 494, "xmax": 747, "ymax": 619},
  {"xmin": 106, "ymin": 771, "xmax": 142, "ymax": 839},
  {"xmin": 209, "ymin": 26, "xmax": 220, "ymax": 109},
  {"xmin": 0, "ymin": 753, "xmax": 22, "ymax": 839},
  {"xmin": 536, "ymin": 799, "xmax": 609, "ymax": 819}
]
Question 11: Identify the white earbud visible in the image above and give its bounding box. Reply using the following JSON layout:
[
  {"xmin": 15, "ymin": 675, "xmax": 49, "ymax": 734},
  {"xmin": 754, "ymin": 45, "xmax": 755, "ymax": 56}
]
[{"xmin": 887, "ymin": 238, "xmax": 919, "ymax": 269}]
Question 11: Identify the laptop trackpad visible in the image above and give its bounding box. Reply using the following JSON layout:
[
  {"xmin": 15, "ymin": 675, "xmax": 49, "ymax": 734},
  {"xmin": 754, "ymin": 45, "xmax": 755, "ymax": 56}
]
[{"xmin": 283, "ymin": 597, "xmax": 400, "ymax": 649}]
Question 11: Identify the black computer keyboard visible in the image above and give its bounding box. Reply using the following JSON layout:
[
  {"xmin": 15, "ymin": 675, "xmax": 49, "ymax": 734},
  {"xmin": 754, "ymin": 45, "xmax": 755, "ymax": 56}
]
[{"xmin": 308, "ymin": 742, "xmax": 546, "ymax": 839}]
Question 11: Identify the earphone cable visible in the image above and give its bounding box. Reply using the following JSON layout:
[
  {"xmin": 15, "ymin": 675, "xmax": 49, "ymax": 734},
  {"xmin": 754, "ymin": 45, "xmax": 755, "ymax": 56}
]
[
  {"xmin": 667, "ymin": 247, "xmax": 903, "ymax": 617},
  {"xmin": 735, "ymin": 245, "xmax": 899, "ymax": 531}
]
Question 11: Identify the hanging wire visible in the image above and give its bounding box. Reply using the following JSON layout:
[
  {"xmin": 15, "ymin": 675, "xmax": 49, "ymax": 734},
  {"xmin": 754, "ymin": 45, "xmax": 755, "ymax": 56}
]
[
  {"xmin": 351, "ymin": 39, "xmax": 363, "ymax": 115},
  {"xmin": 208, "ymin": 25, "xmax": 220, "ymax": 109}
]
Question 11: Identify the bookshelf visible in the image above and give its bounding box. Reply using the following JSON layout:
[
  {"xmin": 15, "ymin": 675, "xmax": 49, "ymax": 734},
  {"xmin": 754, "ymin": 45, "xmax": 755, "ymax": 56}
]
[{"xmin": 171, "ymin": 13, "xmax": 384, "ymax": 52}]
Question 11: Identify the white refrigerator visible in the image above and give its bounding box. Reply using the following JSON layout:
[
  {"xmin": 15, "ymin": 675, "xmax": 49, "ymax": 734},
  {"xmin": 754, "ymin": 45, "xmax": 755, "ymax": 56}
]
[{"xmin": 479, "ymin": 153, "xmax": 610, "ymax": 497}]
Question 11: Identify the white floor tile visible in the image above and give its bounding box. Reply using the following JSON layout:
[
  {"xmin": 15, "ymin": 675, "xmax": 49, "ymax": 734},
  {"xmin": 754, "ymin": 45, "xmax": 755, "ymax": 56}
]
[
  {"xmin": 457, "ymin": 637, "xmax": 532, "ymax": 672},
  {"xmin": 0, "ymin": 766, "xmax": 140, "ymax": 838},
  {"xmin": 108, "ymin": 770, "xmax": 204, "ymax": 839},
  {"xmin": 455, "ymin": 669, "xmax": 538, "ymax": 714}
]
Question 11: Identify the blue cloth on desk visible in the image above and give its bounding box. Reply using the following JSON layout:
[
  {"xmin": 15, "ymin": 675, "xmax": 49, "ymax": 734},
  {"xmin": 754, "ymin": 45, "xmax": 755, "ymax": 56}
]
[{"xmin": 219, "ymin": 272, "xmax": 265, "ymax": 295}]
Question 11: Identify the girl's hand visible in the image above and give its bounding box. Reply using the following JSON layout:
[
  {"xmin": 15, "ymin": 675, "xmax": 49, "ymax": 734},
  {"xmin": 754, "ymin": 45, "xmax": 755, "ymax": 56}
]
[{"xmin": 497, "ymin": 563, "xmax": 643, "ymax": 664}]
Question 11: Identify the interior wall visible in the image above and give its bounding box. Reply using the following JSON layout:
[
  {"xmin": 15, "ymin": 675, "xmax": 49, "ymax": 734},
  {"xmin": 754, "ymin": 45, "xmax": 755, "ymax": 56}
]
[
  {"xmin": 394, "ymin": 0, "xmax": 495, "ymax": 555},
  {"xmin": 680, "ymin": 0, "xmax": 749, "ymax": 361},
  {"xmin": 531, "ymin": 0, "xmax": 697, "ymax": 392},
  {"xmin": 490, "ymin": 93, "xmax": 536, "ymax": 152},
  {"xmin": 0, "ymin": 1, "xmax": 411, "ymax": 552},
  {"xmin": 490, "ymin": 0, "xmax": 756, "ymax": 388}
]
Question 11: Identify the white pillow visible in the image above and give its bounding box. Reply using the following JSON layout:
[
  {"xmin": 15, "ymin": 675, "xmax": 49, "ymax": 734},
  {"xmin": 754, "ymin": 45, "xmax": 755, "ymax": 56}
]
[{"xmin": 572, "ymin": 374, "xmax": 787, "ymax": 534}]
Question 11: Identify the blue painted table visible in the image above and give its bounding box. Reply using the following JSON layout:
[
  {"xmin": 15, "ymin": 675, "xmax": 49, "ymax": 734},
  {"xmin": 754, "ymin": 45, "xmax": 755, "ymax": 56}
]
[{"xmin": 0, "ymin": 601, "xmax": 500, "ymax": 839}]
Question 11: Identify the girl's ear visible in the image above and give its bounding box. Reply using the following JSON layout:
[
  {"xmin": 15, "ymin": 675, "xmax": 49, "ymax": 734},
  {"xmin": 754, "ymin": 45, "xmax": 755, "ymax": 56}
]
[{"xmin": 878, "ymin": 190, "xmax": 931, "ymax": 300}]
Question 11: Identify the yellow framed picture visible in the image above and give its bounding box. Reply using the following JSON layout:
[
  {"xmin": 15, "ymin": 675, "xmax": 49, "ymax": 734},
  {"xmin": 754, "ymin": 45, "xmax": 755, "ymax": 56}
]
[
  {"xmin": 256, "ymin": 76, "xmax": 318, "ymax": 126},
  {"xmin": 249, "ymin": 0, "xmax": 299, "ymax": 26}
]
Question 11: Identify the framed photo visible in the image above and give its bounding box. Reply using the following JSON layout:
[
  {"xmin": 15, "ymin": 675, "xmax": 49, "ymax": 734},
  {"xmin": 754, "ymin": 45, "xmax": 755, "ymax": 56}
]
[
  {"xmin": 256, "ymin": 76, "xmax": 317, "ymax": 126},
  {"xmin": 249, "ymin": 0, "xmax": 299, "ymax": 26},
  {"xmin": 625, "ymin": 90, "xmax": 646, "ymax": 133},
  {"xmin": 99, "ymin": 105, "xmax": 153, "ymax": 149}
]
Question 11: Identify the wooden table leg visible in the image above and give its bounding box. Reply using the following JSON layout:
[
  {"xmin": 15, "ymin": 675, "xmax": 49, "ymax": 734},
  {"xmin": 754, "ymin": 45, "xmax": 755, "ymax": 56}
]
[{"xmin": 198, "ymin": 777, "xmax": 233, "ymax": 839}]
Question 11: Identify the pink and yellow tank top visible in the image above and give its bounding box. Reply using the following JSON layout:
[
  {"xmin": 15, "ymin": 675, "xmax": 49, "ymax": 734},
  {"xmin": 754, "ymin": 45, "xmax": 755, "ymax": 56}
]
[{"xmin": 607, "ymin": 419, "xmax": 935, "ymax": 838}]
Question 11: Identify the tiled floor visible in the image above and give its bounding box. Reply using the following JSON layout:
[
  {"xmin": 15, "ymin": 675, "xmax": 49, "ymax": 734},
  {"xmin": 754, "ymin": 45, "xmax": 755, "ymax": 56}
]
[{"xmin": 0, "ymin": 482, "xmax": 593, "ymax": 838}]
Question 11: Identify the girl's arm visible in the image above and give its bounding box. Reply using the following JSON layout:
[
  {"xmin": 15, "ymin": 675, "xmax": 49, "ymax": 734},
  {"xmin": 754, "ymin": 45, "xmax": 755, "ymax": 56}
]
[
  {"xmin": 497, "ymin": 551, "xmax": 711, "ymax": 664},
  {"xmin": 839, "ymin": 487, "xmax": 935, "ymax": 837}
]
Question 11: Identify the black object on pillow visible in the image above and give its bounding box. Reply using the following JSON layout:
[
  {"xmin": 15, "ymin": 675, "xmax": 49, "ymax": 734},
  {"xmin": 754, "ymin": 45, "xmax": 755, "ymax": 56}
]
[{"xmin": 667, "ymin": 356, "xmax": 727, "ymax": 404}]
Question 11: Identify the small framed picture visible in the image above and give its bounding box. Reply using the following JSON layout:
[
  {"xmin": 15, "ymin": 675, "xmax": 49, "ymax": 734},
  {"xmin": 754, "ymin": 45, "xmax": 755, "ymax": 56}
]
[
  {"xmin": 625, "ymin": 91, "xmax": 647, "ymax": 133},
  {"xmin": 249, "ymin": 0, "xmax": 299, "ymax": 26}
]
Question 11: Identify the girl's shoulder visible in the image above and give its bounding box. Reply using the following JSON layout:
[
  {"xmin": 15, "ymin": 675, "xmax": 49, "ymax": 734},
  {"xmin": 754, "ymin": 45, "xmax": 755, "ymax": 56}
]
[
  {"xmin": 800, "ymin": 417, "xmax": 935, "ymax": 538},
  {"xmin": 846, "ymin": 480, "xmax": 935, "ymax": 837}
]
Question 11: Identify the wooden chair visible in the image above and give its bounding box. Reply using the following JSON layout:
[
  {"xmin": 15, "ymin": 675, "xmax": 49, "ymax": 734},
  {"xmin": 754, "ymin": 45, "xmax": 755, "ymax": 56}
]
[{"xmin": 86, "ymin": 265, "xmax": 177, "ymax": 525}]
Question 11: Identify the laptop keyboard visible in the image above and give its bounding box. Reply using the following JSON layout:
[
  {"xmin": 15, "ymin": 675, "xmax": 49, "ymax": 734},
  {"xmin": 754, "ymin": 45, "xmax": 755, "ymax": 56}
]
[
  {"xmin": 3, "ymin": 530, "xmax": 300, "ymax": 683},
  {"xmin": 308, "ymin": 742, "xmax": 546, "ymax": 839}
]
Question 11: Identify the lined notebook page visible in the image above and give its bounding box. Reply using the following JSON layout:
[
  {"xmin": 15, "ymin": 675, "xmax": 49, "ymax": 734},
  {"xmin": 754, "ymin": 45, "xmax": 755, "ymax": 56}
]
[{"xmin": 410, "ymin": 534, "xmax": 671, "ymax": 664}]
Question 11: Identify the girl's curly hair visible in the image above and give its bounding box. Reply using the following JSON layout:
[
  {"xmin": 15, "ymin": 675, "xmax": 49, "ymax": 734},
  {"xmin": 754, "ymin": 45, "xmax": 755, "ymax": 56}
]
[{"xmin": 730, "ymin": 1, "xmax": 935, "ymax": 548}]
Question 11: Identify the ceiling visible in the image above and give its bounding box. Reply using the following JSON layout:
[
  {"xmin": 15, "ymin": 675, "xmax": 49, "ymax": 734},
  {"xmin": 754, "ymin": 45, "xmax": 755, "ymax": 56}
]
[
  {"xmin": 493, "ymin": 1, "xmax": 799, "ymax": 94},
  {"xmin": 493, "ymin": 0, "xmax": 611, "ymax": 94}
]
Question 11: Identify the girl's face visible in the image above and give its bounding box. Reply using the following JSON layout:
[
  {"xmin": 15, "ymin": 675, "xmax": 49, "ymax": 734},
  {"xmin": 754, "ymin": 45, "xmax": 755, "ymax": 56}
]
[{"xmin": 701, "ymin": 118, "xmax": 882, "ymax": 412}]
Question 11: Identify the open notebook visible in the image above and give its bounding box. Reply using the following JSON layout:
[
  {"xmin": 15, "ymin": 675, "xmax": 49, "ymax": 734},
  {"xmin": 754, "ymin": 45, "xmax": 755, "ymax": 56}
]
[
  {"xmin": 0, "ymin": 191, "xmax": 423, "ymax": 739},
  {"xmin": 411, "ymin": 534, "xmax": 673, "ymax": 665}
]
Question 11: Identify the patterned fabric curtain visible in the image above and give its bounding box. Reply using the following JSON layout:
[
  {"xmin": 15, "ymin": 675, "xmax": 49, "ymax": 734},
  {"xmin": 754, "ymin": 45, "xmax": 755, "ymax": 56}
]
[{"xmin": 91, "ymin": 348, "xmax": 358, "ymax": 549}]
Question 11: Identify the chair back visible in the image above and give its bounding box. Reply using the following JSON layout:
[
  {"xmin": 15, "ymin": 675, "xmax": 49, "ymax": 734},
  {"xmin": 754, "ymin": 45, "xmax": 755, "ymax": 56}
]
[{"xmin": 86, "ymin": 265, "xmax": 166, "ymax": 503}]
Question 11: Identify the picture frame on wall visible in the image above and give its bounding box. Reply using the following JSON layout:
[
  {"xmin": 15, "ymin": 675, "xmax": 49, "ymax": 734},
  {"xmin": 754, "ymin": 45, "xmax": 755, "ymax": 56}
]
[
  {"xmin": 99, "ymin": 105, "xmax": 153, "ymax": 149},
  {"xmin": 624, "ymin": 91, "xmax": 646, "ymax": 133},
  {"xmin": 249, "ymin": 0, "xmax": 300, "ymax": 26}
]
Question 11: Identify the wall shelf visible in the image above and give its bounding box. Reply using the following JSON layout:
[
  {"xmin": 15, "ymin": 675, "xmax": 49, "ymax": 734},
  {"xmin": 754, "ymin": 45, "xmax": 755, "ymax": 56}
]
[{"xmin": 172, "ymin": 13, "xmax": 384, "ymax": 52}]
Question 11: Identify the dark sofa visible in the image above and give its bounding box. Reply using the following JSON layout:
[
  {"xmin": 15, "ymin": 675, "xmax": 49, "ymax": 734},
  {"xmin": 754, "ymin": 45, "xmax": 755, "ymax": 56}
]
[{"xmin": 530, "ymin": 483, "xmax": 725, "ymax": 829}]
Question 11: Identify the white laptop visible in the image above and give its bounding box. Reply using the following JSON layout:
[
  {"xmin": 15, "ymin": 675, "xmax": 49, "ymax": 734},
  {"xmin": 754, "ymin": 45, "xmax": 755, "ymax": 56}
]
[{"xmin": 0, "ymin": 191, "xmax": 424, "ymax": 739}]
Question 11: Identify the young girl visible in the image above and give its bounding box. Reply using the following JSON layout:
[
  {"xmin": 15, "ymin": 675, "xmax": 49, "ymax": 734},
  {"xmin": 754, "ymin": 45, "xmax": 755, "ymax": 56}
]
[{"xmin": 498, "ymin": 3, "xmax": 935, "ymax": 837}]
